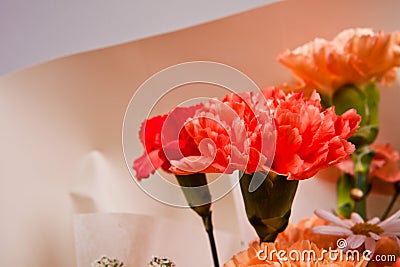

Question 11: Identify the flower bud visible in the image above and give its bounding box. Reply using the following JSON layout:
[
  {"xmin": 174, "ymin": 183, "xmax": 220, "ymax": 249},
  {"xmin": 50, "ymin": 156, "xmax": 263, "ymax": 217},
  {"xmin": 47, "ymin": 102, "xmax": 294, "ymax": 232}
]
[{"xmin": 350, "ymin": 188, "xmax": 364, "ymax": 202}]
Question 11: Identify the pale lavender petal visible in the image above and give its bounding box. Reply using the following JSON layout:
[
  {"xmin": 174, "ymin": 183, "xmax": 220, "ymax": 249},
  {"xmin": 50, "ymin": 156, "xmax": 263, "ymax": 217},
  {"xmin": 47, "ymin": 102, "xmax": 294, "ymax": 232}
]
[
  {"xmin": 312, "ymin": 225, "xmax": 352, "ymax": 236},
  {"xmin": 381, "ymin": 232, "xmax": 400, "ymax": 237},
  {"xmin": 381, "ymin": 233, "xmax": 400, "ymax": 239},
  {"xmin": 347, "ymin": 235, "xmax": 366, "ymax": 249},
  {"xmin": 364, "ymin": 237, "xmax": 376, "ymax": 253},
  {"xmin": 368, "ymin": 232, "xmax": 381, "ymax": 240},
  {"xmin": 314, "ymin": 209, "xmax": 353, "ymax": 228},
  {"xmin": 378, "ymin": 209, "xmax": 400, "ymax": 228},
  {"xmin": 351, "ymin": 212, "xmax": 365, "ymax": 224},
  {"xmin": 367, "ymin": 217, "xmax": 380, "ymax": 225},
  {"xmin": 380, "ymin": 221, "xmax": 400, "ymax": 235}
]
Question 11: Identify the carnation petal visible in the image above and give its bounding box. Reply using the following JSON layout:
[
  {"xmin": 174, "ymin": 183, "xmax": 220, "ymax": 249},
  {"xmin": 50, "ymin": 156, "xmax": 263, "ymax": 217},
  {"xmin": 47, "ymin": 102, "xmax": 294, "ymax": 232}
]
[{"xmin": 133, "ymin": 150, "xmax": 164, "ymax": 180}]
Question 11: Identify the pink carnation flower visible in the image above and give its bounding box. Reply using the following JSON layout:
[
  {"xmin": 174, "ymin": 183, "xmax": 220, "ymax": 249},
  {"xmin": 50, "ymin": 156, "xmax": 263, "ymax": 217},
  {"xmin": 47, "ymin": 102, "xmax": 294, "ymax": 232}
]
[
  {"xmin": 170, "ymin": 91, "xmax": 275, "ymax": 174},
  {"xmin": 171, "ymin": 87, "xmax": 361, "ymax": 180},
  {"xmin": 263, "ymin": 87, "xmax": 361, "ymax": 180},
  {"xmin": 336, "ymin": 143, "xmax": 400, "ymax": 183}
]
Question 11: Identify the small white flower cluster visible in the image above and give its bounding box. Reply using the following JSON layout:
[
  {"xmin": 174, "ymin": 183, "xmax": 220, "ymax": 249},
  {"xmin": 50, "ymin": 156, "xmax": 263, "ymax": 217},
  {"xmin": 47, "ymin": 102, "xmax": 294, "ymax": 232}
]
[
  {"xmin": 148, "ymin": 256, "xmax": 176, "ymax": 267},
  {"xmin": 91, "ymin": 256, "xmax": 124, "ymax": 267}
]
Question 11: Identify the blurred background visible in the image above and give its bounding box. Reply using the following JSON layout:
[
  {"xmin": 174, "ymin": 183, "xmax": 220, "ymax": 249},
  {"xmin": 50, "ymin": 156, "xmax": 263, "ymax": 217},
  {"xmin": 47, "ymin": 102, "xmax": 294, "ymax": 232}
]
[{"xmin": 1, "ymin": 0, "xmax": 399, "ymax": 266}]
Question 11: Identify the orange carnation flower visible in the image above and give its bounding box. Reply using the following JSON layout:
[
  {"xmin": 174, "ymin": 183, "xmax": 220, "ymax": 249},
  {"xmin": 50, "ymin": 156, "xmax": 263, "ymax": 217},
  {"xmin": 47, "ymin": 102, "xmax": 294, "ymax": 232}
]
[
  {"xmin": 276, "ymin": 215, "xmax": 338, "ymax": 249},
  {"xmin": 224, "ymin": 240, "xmax": 367, "ymax": 267},
  {"xmin": 278, "ymin": 28, "xmax": 400, "ymax": 96}
]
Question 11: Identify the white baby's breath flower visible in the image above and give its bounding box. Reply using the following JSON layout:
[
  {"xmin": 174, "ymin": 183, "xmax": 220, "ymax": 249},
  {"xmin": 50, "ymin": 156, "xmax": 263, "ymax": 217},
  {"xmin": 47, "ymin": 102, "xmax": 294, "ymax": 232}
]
[
  {"xmin": 148, "ymin": 256, "xmax": 176, "ymax": 267},
  {"xmin": 91, "ymin": 256, "xmax": 124, "ymax": 267}
]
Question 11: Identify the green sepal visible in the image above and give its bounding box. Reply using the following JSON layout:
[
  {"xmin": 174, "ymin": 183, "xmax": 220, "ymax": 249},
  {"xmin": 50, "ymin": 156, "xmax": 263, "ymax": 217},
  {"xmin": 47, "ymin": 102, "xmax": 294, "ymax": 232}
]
[
  {"xmin": 333, "ymin": 84, "xmax": 366, "ymax": 119},
  {"xmin": 175, "ymin": 174, "xmax": 220, "ymax": 266},
  {"xmin": 239, "ymin": 172, "xmax": 298, "ymax": 242},
  {"xmin": 332, "ymin": 82, "xmax": 380, "ymax": 147},
  {"xmin": 175, "ymin": 173, "xmax": 211, "ymax": 218}
]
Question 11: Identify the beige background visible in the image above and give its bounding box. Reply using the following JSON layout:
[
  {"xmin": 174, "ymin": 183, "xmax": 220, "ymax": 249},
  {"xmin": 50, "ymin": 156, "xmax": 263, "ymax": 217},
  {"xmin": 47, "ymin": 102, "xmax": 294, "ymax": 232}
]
[{"xmin": 1, "ymin": 0, "xmax": 400, "ymax": 266}]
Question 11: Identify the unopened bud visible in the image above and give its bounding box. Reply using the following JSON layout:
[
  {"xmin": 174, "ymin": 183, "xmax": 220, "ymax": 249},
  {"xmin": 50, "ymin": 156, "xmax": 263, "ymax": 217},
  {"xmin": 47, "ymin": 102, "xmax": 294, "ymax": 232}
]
[{"xmin": 350, "ymin": 188, "xmax": 364, "ymax": 202}]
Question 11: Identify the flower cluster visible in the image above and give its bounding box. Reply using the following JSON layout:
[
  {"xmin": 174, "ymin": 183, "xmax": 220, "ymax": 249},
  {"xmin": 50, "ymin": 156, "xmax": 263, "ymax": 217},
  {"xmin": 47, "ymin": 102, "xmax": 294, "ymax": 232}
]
[
  {"xmin": 130, "ymin": 27, "xmax": 400, "ymax": 267},
  {"xmin": 134, "ymin": 87, "xmax": 361, "ymax": 181}
]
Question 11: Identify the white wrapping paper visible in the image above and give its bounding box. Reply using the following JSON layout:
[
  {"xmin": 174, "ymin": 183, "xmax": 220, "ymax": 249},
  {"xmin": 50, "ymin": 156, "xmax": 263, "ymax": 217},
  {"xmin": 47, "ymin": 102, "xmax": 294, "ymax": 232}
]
[
  {"xmin": 74, "ymin": 213, "xmax": 241, "ymax": 267},
  {"xmin": 1, "ymin": 1, "xmax": 400, "ymax": 266}
]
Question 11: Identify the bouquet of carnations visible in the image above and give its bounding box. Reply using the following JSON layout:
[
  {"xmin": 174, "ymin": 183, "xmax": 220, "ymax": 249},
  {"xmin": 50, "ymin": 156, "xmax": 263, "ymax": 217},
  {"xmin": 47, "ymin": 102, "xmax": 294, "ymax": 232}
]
[{"xmin": 132, "ymin": 28, "xmax": 400, "ymax": 267}]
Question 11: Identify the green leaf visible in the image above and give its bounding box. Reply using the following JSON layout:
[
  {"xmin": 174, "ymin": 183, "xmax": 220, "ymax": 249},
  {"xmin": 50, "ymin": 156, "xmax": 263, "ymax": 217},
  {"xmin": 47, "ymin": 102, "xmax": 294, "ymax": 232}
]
[
  {"xmin": 352, "ymin": 146, "xmax": 376, "ymax": 174},
  {"xmin": 348, "ymin": 125, "xmax": 379, "ymax": 147}
]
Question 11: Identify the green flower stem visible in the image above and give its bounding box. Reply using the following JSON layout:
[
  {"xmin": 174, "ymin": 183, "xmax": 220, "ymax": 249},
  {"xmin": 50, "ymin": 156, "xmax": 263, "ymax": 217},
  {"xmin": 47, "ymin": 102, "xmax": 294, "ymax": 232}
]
[
  {"xmin": 202, "ymin": 212, "xmax": 219, "ymax": 267},
  {"xmin": 381, "ymin": 184, "xmax": 400, "ymax": 220},
  {"xmin": 175, "ymin": 174, "xmax": 219, "ymax": 267},
  {"xmin": 336, "ymin": 173, "xmax": 355, "ymax": 218},
  {"xmin": 239, "ymin": 172, "xmax": 298, "ymax": 242},
  {"xmin": 353, "ymin": 168, "xmax": 368, "ymax": 219},
  {"xmin": 175, "ymin": 174, "xmax": 211, "ymax": 218},
  {"xmin": 351, "ymin": 146, "xmax": 375, "ymax": 220},
  {"xmin": 332, "ymin": 82, "xmax": 380, "ymax": 220}
]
